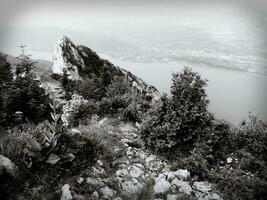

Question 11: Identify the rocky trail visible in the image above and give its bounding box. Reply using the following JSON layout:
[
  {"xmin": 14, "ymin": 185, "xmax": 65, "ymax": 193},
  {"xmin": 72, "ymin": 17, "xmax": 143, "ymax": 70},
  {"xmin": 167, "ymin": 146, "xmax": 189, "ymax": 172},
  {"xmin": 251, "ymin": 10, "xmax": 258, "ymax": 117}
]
[{"xmin": 59, "ymin": 118, "xmax": 222, "ymax": 200}]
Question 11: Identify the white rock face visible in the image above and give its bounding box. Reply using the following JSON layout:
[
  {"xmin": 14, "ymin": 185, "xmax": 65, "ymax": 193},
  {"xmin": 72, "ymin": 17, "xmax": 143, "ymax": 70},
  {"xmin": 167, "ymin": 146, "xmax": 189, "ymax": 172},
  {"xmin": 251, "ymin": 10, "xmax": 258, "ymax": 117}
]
[
  {"xmin": 60, "ymin": 184, "xmax": 73, "ymax": 200},
  {"xmin": 61, "ymin": 94, "xmax": 88, "ymax": 127},
  {"xmin": 0, "ymin": 155, "xmax": 17, "ymax": 177},
  {"xmin": 52, "ymin": 36, "xmax": 83, "ymax": 80}
]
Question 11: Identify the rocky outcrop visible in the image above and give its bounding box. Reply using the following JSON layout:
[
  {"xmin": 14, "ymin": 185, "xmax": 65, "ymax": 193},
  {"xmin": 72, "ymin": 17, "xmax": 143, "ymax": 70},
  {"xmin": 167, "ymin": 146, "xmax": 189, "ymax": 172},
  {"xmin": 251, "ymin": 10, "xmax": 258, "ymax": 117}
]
[
  {"xmin": 60, "ymin": 184, "xmax": 73, "ymax": 200},
  {"xmin": 52, "ymin": 36, "xmax": 83, "ymax": 80},
  {"xmin": 52, "ymin": 36, "xmax": 160, "ymax": 99},
  {"xmin": 0, "ymin": 155, "xmax": 17, "ymax": 177}
]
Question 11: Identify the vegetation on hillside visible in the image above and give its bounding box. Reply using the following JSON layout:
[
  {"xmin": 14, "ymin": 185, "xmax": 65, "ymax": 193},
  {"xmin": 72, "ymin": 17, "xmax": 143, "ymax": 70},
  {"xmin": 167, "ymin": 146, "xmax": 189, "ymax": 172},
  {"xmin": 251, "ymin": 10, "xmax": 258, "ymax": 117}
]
[
  {"xmin": 0, "ymin": 52, "xmax": 50, "ymax": 127},
  {"xmin": 0, "ymin": 50, "xmax": 266, "ymax": 200}
]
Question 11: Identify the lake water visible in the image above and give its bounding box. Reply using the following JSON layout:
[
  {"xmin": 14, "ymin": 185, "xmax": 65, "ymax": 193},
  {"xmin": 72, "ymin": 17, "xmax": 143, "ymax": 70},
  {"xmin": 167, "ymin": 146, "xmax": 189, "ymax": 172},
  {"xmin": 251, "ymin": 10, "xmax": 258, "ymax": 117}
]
[{"xmin": 107, "ymin": 58, "xmax": 267, "ymax": 124}]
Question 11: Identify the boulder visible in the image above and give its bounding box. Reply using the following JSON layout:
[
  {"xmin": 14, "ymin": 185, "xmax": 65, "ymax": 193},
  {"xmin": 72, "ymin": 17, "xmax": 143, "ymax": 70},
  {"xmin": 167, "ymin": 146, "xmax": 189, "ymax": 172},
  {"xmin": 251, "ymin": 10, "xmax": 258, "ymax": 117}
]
[
  {"xmin": 121, "ymin": 180, "xmax": 143, "ymax": 194},
  {"xmin": 60, "ymin": 184, "xmax": 73, "ymax": 200},
  {"xmin": 153, "ymin": 175, "xmax": 171, "ymax": 194},
  {"xmin": 193, "ymin": 181, "xmax": 211, "ymax": 193},
  {"xmin": 0, "ymin": 155, "xmax": 17, "ymax": 177},
  {"xmin": 171, "ymin": 178, "xmax": 192, "ymax": 195},
  {"xmin": 167, "ymin": 194, "xmax": 179, "ymax": 200},
  {"xmin": 92, "ymin": 191, "xmax": 99, "ymax": 199},
  {"xmin": 129, "ymin": 165, "xmax": 144, "ymax": 178},
  {"xmin": 100, "ymin": 186, "xmax": 115, "ymax": 199}
]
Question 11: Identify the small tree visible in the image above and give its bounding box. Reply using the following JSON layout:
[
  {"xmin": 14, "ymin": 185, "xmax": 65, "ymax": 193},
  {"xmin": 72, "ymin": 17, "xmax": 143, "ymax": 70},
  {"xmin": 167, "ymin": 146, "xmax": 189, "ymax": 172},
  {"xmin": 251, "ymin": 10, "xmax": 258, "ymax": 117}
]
[
  {"xmin": 8, "ymin": 45, "xmax": 51, "ymax": 123},
  {"xmin": 170, "ymin": 67, "xmax": 213, "ymax": 145},
  {"xmin": 15, "ymin": 44, "xmax": 36, "ymax": 77},
  {"xmin": 142, "ymin": 67, "xmax": 213, "ymax": 152}
]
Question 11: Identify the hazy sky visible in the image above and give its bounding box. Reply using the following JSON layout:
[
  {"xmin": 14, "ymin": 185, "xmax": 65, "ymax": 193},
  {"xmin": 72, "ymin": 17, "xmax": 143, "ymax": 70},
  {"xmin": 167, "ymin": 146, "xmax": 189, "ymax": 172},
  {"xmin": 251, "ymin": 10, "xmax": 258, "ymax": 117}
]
[{"xmin": 0, "ymin": 0, "xmax": 266, "ymax": 28}]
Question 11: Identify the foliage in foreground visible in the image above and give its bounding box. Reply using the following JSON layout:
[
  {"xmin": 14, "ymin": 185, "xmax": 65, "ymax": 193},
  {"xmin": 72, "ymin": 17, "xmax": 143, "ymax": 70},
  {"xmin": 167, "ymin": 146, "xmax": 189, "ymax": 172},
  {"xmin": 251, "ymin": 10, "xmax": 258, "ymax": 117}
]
[{"xmin": 0, "ymin": 108, "xmax": 116, "ymax": 199}]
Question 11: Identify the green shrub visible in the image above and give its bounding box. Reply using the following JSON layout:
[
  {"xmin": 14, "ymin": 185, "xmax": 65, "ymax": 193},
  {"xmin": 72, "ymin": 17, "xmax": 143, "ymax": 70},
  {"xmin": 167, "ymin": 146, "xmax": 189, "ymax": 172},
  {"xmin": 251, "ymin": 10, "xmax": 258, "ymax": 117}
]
[
  {"xmin": 72, "ymin": 75, "xmax": 152, "ymax": 123},
  {"xmin": 77, "ymin": 76, "xmax": 106, "ymax": 101},
  {"xmin": 230, "ymin": 114, "xmax": 267, "ymax": 162},
  {"xmin": 198, "ymin": 120, "xmax": 232, "ymax": 164},
  {"xmin": 142, "ymin": 67, "xmax": 213, "ymax": 152},
  {"xmin": 211, "ymin": 168, "xmax": 267, "ymax": 200}
]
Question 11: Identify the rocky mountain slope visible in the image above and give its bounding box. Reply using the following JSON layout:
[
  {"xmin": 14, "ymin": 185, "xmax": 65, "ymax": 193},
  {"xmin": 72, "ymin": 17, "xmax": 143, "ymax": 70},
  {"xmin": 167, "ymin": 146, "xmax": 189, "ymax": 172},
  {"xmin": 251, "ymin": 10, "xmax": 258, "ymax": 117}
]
[
  {"xmin": 0, "ymin": 37, "xmax": 231, "ymax": 200},
  {"xmin": 57, "ymin": 117, "xmax": 222, "ymax": 200},
  {"xmin": 52, "ymin": 36, "xmax": 159, "ymax": 99}
]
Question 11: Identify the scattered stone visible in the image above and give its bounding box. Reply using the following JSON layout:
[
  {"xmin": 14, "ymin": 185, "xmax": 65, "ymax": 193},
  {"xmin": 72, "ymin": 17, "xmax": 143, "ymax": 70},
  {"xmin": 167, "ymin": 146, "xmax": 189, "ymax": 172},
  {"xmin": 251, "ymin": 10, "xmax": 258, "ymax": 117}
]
[
  {"xmin": 97, "ymin": 160, "xmax": 104, "ymax": 167},
  {"xmin": 145, "ymin": 155, "xmax": 157, "ymax": 163},
  {"xmin": 116, "ymin": 168, "xmax": 129, "ymax": 177},
  {"xmin": 227, "ymin": 157, "xmax": 233, "ymax": 164},
  {"xmin": 0, "ymin": 154, "xmax": 17, "ymax": 177},
  {"xmin": 100, "ymin": 186, "xmax": 114, "ymax": 199},
  {"xmin": 167, "ymin": 194, "xmax": 179, "ymax": 200},
  {"xmin": 134, "ymin": 163, "xmax": 145, "ymax": 169},
  {"xmin": 194, "ymin": 191, "xmax": 222, "ymax": 200},
  {"xmin": 92, "ymin": 166, "xmax": 106, "ymax": 176},
  {"xmin": 98, "ymin": 118, "xmax": 108, "ymax": 126},
  {"xmin": 121, "ymin": 180, "xmax": 143, "ymax": 194},
  {"xmin": 153, "ymin": 175, "xmax": 172, "ymax": 194},
  {"xmin": 130, "ymin": 166, "xmax": 144, "ymax": 178},
  {"xmin": 193, "ymin": 181, "xmax": 212, "ymax": 193},
  {"xmin": 71, "ymin": 128, "xmax": 80, "ymax": 135},
  {"xmin": 86, "ymin": 177, "xmax": 105, "ymax": 187},
  {"xmin": 209, "ymin": 193, "xmax": 222, "ymax": 200},
  {"xmin": 46, "ymin": 154, "xmax": 61, "ymax": 165},
  {"xmin": 92, "ymin": 191, "xmax": 99, "ymax": 199},
  {"xmin": 174, "ymin": 169, "xmax": 190, "ymax": 180},
  {"xmin": 171, "ymin": 178, "xmax": 192, "ymax": 195},
  {"xmin": 77, "ymin": 177, "xmax": 84, "ymax": 184},
  {"xmin": 73, "ymin": 194, "xmax": 86, "ymax": 200},
  {"xmin": 60, "ymin": 184, "xmax": 73, "ymax": 200}
]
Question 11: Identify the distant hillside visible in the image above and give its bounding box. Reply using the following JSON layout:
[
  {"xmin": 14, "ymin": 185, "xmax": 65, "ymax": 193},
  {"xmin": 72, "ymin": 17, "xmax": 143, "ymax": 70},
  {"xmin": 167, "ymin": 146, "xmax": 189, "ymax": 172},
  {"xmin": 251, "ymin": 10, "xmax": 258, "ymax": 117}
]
[{"xmin": 5, "ymin": 54, "xmax": 53, "ymax": 78}]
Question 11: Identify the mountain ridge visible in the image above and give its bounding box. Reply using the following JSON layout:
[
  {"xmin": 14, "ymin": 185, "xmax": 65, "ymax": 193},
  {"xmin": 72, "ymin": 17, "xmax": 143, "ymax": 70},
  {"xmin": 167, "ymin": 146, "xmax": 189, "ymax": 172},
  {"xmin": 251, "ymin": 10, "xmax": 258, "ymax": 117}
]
[{"xmin": 52, "ymin": 35, "xmax": 160, "ymax": 99}]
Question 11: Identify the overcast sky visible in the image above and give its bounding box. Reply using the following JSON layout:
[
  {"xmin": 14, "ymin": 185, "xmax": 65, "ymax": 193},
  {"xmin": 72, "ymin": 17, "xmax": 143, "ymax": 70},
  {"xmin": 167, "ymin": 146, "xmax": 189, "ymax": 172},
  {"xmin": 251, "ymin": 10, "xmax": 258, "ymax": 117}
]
[{"xmin": 0, "ymin": 0, "xmax": 266, "ymax": 27}]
